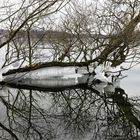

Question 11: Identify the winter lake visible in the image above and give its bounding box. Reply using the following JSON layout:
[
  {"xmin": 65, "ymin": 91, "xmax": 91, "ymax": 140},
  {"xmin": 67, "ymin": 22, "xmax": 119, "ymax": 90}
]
[
  {"xmin": 0, "ymin": 0, "xmax": 140, "ymax": 139},
  {"xmin": 0, "ymin": 65, "xmax": 140, "ymax": 140}
]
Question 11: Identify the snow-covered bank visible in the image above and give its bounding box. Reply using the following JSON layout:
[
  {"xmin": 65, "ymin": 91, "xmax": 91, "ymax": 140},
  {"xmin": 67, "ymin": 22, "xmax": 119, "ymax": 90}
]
[
  {"xmin": 1, "ymin": 64, "xmax": 127, "ymax": 94},
  {"xmin": 2, "ymin": 66, "xmax": 91, "ymax": 88}
]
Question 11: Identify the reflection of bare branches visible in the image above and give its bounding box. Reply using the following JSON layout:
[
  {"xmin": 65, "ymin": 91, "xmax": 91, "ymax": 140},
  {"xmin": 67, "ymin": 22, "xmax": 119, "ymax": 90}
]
[
  {"xmin": 0, "ymin": 121, "xmax": 19, "ymax": 140},
  {"xmin": 50, "ymin": 86, "xmax": 140, "ymax": 139},
  {"xmin": 0, "ymin": 88, "xmax": 55, "ymax": 140},
  {"xmin": 0, "ymin": 85, "xmax": 140, "ymax": 139},
  {"xmin": 112, "ymin": 88, "xmax": 140, "ymax": 129}
]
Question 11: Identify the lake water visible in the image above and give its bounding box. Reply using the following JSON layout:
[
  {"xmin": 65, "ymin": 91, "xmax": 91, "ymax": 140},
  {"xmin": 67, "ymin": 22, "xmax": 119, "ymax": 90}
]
[
  {"xmin": 0, "ymin": 64, "xmax": 140, "ymax": 139},
  {"xmin": 0, "ymin": 79, "xmax": 140, "ymax": 139},
  {"xmin": 121, "ymin": 65, "xmax": 140, "ymax": 97}
]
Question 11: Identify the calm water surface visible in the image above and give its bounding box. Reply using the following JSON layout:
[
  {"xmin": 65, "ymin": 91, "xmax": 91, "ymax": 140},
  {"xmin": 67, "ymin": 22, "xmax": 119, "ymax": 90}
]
[
  {"xmin": 122, "ymin": 65, "xmax": 140, "ymax": 97},
  {"xmin": 0, "ymin": 66, "xmax": 140, "ymax": 140},
  {"xmin": 0, "ymin": 82, "xmax": 140, "ymax": 140}
]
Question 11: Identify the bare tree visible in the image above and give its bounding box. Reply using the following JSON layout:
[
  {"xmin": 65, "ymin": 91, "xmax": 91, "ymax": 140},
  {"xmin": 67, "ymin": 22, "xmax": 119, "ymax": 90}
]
[
  {"xmin": 1, "ymin": 0, "xmax": 140, "ymax": 70},
  {"xmin": 0, "ymin": 0, "xmax": 71, "ymax": 68},
  {"xmin": 51, "ymin": 0, "xmax": 140, "ymax": 69}
]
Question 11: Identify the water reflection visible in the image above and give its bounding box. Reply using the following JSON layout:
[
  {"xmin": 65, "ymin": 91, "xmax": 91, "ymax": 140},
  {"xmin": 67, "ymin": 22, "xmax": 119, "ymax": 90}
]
[{"xmin": 0, "ymin": 85, "xmax": 140, "ymax": 140}]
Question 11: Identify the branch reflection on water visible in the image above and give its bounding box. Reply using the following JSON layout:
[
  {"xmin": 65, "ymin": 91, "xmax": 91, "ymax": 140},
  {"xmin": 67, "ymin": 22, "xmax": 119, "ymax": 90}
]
[{"xmin": 0, "ymin": 84, "xmax": 140, "ymax": 140}]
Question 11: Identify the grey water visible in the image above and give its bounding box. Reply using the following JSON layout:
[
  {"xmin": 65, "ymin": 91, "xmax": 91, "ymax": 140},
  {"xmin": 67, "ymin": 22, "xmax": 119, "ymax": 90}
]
[
  {"xmin": 121, "ymin": 65, "xmax": 140, "ymax": 97},
  {"xmin": 0, "ymin": 66, "xmax": 140, "ymax": 140},
  {"xmin": 0, "ymin": 88, "xmax": 140, "ymax": 139}
]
